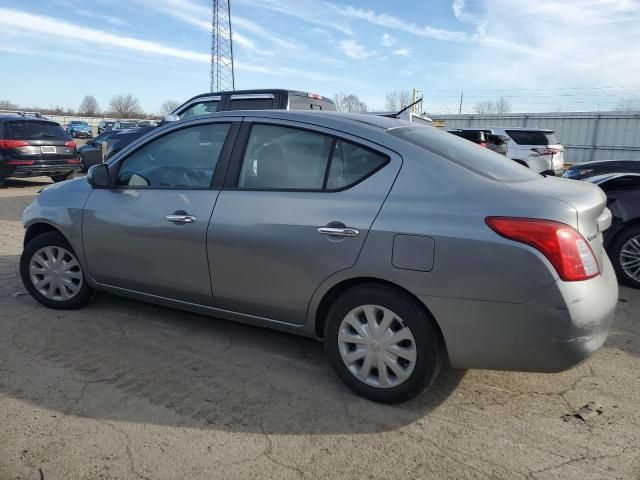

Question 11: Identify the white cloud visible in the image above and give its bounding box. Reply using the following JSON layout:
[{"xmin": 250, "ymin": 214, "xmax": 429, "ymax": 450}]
[
  {"xmin": 74, "ymin": 9, "xmax": 130, "ymax": 27},
  {"xmin": 338, "ymin": 39, "xmax": 376, "ymax": 60},
  {"xmin": 235, "ymin": 0, "xmax": 353, "ymax": 35},
  {"xmin": 381, "ymin": 33, "xmax": 395, "ymax": 47},
  {"xmin": 326, "ymin": 3, "xmax": 468, "ymax": 42},
  {"xmin": 452, "ymin": 0, "xmax": 465, "ymax": 19},
  {"xmin": 392, "ymin": 48, "xmax": 410, "ymax": 57},
  {"xmin": 0, "ymin": 8, "xmax": 211, "ymax": 62}
]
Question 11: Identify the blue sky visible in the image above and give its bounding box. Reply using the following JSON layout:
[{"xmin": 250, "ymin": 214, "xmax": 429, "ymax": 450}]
[{"xmin": 1, "ymin": 0, "xmax": 639, "ymax": 114}]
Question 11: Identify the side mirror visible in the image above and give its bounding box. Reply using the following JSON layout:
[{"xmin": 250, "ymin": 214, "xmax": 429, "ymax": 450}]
[
  {"xmin": 87, "ymin": 164, "xmax": 110, "ymax": 188},
  {"xmin": 163, "ymin": 114, "xmax": 180, "ymax": 123}
]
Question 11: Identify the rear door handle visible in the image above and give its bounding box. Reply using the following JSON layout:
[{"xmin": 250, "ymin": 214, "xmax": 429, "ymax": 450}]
[
  {"xmin": 166, "ymin": 214, "xmax": 196, "ymax": 224},
  {"xmin": 318, "ymin": 227, "xmax": 359, "ymax": 237}
]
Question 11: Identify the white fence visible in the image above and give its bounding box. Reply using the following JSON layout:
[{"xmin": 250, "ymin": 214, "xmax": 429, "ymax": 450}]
[{"xmin": 431, "ymin": 111, "xmax": 640, "ymax": 164}]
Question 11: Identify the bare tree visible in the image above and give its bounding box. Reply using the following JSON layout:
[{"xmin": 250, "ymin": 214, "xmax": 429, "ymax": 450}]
[
  {"xmin": 332, "ymin": 92, "xmax": 368, "ymax": 113},
  {"xmin": 614, "ymin": 97, "xmax": 640, "ymax": 111},
  {"xmin": 385, "ymin": 90, "xmax": 412, "ymax": 111},
  {"xmin": 0, "ymin": 100, "xmax": 17, "ymax": 110},
  {"xmin": 473, "ymin": 97, "xmax": 512, "ymax": 114},
  {"xmin": 108, "ymin": 93, "xmax": 142, "ymax": 118},
  {"xmin": 78, "ymin": 95, "xmax": 100, "ymax": 116},
  {"xmin": 159, "ymin": 99, "xmax": 181, "ymax": 116}
]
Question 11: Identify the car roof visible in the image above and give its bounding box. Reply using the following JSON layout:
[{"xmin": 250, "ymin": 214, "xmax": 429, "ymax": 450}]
[
  {"xmin": 179, "ymin": 109, "xmax": 413, "ymax": 132},
  {"xmin": 184, "ymin": 89, "xmax": 334, "ymax": 103}
]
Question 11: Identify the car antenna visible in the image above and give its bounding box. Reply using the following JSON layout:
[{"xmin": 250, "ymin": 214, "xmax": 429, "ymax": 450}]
[{"xmin": 394, "ymin": 97, "xmax": 423, "ymax": 118}]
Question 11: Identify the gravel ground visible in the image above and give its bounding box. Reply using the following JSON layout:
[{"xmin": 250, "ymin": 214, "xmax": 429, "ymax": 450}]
[{"xmin": 0, "ymin": 177, "xmax": 639, "ymax": 480}]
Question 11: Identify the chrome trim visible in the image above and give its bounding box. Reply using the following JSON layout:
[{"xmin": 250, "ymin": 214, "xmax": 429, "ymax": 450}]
[
  {"xmin": 317, "ymin": 227, "xmax": 359, "ymax": 237},
  {"xmin": 230, "ymin": 94, "xmax": 275, "ymax": 100},
  {"xmin": 166, "ymin": 214, "xmax": 196, "ymax": 224}
]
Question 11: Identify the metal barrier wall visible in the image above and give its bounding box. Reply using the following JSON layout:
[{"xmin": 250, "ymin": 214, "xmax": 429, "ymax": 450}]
[{"xmin": 432, "ymin": 111, "xmax": 640, "ymax": 164}]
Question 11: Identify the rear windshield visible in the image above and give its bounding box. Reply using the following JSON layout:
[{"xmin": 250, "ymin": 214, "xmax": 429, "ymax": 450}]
[
  {"xmin": 388, "ymin": 126, "xmax": 541, "ymax": 182},
  {"xmin": 506, "ymin": 130, "xmax": 558, "ymax": 145},
  {"xmin": 4, "ymin": 121, "xmax": 69, "ymax": 140},
  {"xmin": 449, "ymin": 130, "xmax": 486, "ymax": 142},
  {"xmin": 228, "ymin": 98, "xmax": 275, "ymax": 110},
  {"xmin": 288, "ymin": 95, "xmax": 337, "ymax": 111},
  {"xmin": 119, "ymin": 122, "xmax": 138, "ymax": 128}
]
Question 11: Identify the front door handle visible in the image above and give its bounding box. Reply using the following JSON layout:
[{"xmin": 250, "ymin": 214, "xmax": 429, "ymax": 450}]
[
  {"xmin": 318, "ymin": 226, "xmax": 359, "ymax": 237},
  {"xmin": 166, "ymin": 214, "xmax": 196, "ymax": 224}
]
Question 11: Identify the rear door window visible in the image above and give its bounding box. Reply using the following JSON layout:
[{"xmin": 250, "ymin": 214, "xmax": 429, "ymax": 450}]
[
  {"xmin": 4, "ymin": 121, "xmax": 68, "ymax": 140},
  {"xmin": 326, "ymin": 141, "xmax": 388, "ymax": 189},
  {"xmin": 506, "ymin": 130, "xmax": 558, "ymax": 145}
]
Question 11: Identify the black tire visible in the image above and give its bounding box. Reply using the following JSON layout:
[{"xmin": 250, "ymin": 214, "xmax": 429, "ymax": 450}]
[
  {"xmin": 0, "ymin": 177, "xmax": 5, "ymax": 188},
  {"xmin": 324, "ymin": 283, "xmax": 444, "ymax": 404},
  {"xmin": 609, "ymin": 224, "xmax": 640, "ymax": 289},
  {"xmin": 20, "ymin": 231, "xmax": 94, "ymax": 309},
  {"xmin": 50, "ymin": 173, "xmax": 72, "ymax": 183},
  {"xmin": 79, "ymin": 155, "xmax": 87, "ymax": 173}
]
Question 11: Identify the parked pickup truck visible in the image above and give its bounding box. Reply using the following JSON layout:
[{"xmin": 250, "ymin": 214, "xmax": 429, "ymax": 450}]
[{"xmin": 102, "ymin": 89, "xmax": 336, "ymax": 161}]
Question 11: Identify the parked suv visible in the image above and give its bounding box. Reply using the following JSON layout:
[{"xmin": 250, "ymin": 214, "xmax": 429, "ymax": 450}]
[
  {"xmin": 103, "ymin": 89, "xmax": 336, "ymax": 161},
  {"xmin": 455, "ymin": 127, "xmax": 564, "ymax": 174},
  {"xmin": 0, "ymin": 113, "xmax": 79, "ymax": 186}
]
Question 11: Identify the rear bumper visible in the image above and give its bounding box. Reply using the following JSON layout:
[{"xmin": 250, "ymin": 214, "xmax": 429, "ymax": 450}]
[
  {"xmin": 1, "ymin": 164, "xmax": 78, "ymax": 178},
  {"xmin": 422, "ymin": 253, "xmax": 618, "ymax": 372}
]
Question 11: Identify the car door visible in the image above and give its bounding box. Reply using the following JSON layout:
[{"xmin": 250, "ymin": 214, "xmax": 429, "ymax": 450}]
[
  {"xmin": 82, "ymin": 118, "xmax": 239, "ymax": 305},
  {"xmin": 207, "ymin": 119, "xmax": 401, "ymax": 324}
]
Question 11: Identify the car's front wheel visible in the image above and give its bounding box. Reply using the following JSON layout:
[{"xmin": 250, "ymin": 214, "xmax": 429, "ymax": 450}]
[
  {"xmin": 20, "ymin": 231, "xmax": 94, "ymax": 309},
  {"xmin": 325, "ymin": 283, "xmax": 444, "ymax": 403},
  {"xmin": 610, "ymin": 225, "xmax": 640, "ymax": 289}
]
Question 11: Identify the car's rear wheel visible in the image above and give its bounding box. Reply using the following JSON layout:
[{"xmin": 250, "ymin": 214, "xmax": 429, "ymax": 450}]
[
  {"xmin": 20, "ymin": 231, "xmax": 94, "ymax": 309},
  {"xmin": 610, "ymin": 225, "xmax": 640, "ymax": 289},
  {"xmin": 325, "ymin": 283, "xmax": 444, "ymax": 403}
]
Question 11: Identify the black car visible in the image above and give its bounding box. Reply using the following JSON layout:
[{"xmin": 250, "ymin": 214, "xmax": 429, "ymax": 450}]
[
  {"xmin": 585, "ymin": 173, "xmax": 640, "ymax": 288},
  {"xmin": 103, "ymin": 89, "xmax": 336, "ymax": 161},
  {"xmin": 563, "ymin": 159, "xmax": 640, "ymax": 180},
  {"xmin": 0, "ymin": 113, "xmax": 79, "ymax": 186},
  {"xmin": 78, "ymin": 129, "xmax": 127, "ymax": 173}
]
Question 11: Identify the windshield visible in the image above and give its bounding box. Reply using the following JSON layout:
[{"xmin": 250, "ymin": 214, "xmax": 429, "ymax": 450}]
[
  {"xmin": 388, "ymin": 126, "xmax": 541, "ymax": 182},
  {"xmin": 119, "ymin": 122, "xmax": 138, "ymax": 128},
  {"xmin": 506, "ymin": 130, "xmax": 559, "ymax": 145},
  {"xmin": 5, "ymin": 121, "xmax": 69, "ymax": 140}
]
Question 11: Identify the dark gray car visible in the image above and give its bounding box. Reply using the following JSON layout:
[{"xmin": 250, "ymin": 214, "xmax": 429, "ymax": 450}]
[{"xmin": 20, "ymin": 111, "xmax": 618, "ymax": 403}]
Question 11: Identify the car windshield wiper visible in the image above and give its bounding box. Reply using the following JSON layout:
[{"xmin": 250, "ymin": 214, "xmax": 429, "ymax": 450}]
[{"xmin": 41, "ymin": 134, "xmax": 57, "ymax": 138}]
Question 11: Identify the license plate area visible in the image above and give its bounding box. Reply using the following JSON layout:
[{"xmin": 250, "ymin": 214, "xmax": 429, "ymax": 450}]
[{"xmin": 41, "ymin": 146, "xmax": 56, "ymax": 154}]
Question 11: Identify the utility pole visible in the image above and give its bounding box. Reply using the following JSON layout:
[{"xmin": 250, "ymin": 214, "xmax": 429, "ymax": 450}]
[
  {"xmin": 458, "ymin": 92, "xmax": 464, "ymax": 115},
  {"xmin": 210, "ymin": 0, "xmax": 235, "ymax": 92},
  {"xmin": 412, "ymin": 88, "xmax": 416, "ymax": 113}
]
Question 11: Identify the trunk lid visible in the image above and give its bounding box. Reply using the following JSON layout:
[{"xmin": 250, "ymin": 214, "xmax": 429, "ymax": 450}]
[
  {"xmin": 2, "ymin": 120, "xmax": 76, "ymax": 163},
  {"xmin": 506, "ymin": 176, "xmax": 608, "ymax": 267}
]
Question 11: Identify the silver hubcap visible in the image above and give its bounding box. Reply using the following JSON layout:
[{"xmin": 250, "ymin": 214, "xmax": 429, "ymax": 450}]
[
  {"xmin": 338, "ymin": 305, "xmax": 417, "ymax": 389},
  {"xmin": 29, "ymin": 246, "xmax": 83, "ymax": 301},
  {"xmin": 621, "ymin": 235, "xmax": 640, "ymax": 282}
]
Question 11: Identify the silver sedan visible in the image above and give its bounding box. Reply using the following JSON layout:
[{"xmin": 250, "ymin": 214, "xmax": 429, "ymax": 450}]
[{"xmin": 20, "ymin": 111, "xmax": 618, "ymax": 403}]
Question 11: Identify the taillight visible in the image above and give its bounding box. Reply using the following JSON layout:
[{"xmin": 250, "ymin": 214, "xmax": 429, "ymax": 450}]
[
  {"xmin": 67, "ymin": 159, "xmax": 81, "ymax": 164},
  {"xmin": 485, "ymin": 217, "xmax": 599, "ymax": 281},
  {"xmin": 65, "ymin": 141, "xmax": 77, "ymax": 148},
  {"xmin": 6, "ymin": 160, "xmax": 34, "ymax": 165},
  {"xmin": 531, "ymin": 147, "xmax": 559, "ymax": 156},
  {"xmin": 0, "ymin": 140, "xmax": 29, "ymax": 148},
  {"xmin": 479, "ymin": 142, "xmax": 488, "ymax": 148}
]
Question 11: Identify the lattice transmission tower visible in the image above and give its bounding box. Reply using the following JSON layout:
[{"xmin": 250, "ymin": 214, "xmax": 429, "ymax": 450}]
[{"xmin": 210, "ymin": 0, "xmax": 235, "ymax": 92}]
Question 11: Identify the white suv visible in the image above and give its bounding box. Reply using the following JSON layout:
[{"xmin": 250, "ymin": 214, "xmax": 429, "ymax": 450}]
[{"xmin": 458, "ymin": 127, "xmax": 564, "ymax": 175}]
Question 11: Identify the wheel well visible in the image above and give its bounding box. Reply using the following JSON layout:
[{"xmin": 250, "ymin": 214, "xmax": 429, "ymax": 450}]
[
  {"xmin": 607, "ymin": 218, "xmax": 640, "ymax": 250},
  {"xmin": 513, "ymin": 159, "xmax": 528, "ymax": 167},
  {"xmin": 314, "ymin": 277, "xmax": 446, "ymax": 347},
  {"xmin": 24, "ymin": 223, "xmax": 60, "ymax": 247}
]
